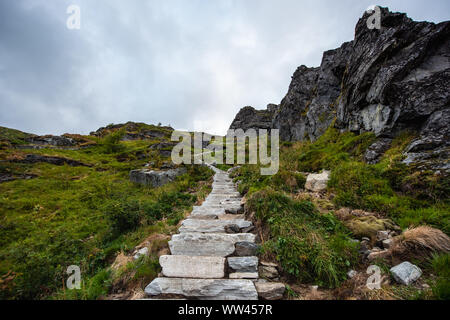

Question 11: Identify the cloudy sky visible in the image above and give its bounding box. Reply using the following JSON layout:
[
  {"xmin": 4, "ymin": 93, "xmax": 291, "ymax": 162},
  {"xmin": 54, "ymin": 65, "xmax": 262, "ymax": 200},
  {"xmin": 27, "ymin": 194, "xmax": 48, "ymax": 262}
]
[{"xmin": 0, "ymin": 0, "xmax": 449, "ymax": 136}]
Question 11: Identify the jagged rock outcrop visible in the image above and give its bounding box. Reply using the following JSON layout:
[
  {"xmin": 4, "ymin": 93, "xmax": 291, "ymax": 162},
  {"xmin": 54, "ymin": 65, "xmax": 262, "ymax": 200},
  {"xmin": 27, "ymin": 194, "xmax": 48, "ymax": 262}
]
[
  {"xmin": 90, "ymin": 121, "xmax": 173, "ymax": 140},
  {"xmin": 129, "ymin": 167, "xmax": 187, "ymax": 187},
  {"xmin": 25, "ymin": 135, "xmax": 76, "ymax": 147},
  {"xmin": 229, "ymin": 7, "xmax": 449, "ymax": 171},
  {"xmin": 229, "ymin": 106, "xmax": 276, "ymax": 132}
]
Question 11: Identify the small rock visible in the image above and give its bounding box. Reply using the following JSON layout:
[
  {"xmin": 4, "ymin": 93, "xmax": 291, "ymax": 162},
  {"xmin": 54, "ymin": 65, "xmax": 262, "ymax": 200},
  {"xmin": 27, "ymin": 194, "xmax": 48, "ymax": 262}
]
[
  {"xmin": 235, "ymin": 242, "xmax": 260, "ymax": 257},
  {"xmin": 225, "ymin": 224, "xmax": 241, "ymax": 234},
  {"xmin": 133, "ymin": 247, "xmax": 149, "ymax": 260},
  {"xmin": 377, "ymin": 230, "xmax": 390, "ymax": 241},
  {"xmin": 305, "ymin": 171, "xmax": 330, "ymax": 192},
  {"xmin": 390, "ymin": 262, "xmax": 422, "ymax": 285},
  {"xmin": 362, "ymin": 237, "xmax": 371, "ymax": 242},
  {"xmin": 255, "ymin": 282, "xmax": 285, "ymax": 300},
  {"xmin": 258, "ymin": 266, "xmax": 279, "ymax": 279},
  {"xmin": 347, "ymin": 270, "xmax": 357, "ymax": 279},
  {"xmin": 382, "ymin": 239, "xmax": 393, "ymax": 249}
]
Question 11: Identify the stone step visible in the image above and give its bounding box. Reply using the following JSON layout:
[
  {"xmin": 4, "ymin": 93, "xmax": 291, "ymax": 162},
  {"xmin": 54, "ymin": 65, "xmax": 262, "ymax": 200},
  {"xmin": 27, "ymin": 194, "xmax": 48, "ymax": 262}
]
[
  {"xmin": 169, "ymin": 233, "xmax": 256, "ymax": 256},
  {"xmin": 191, "ymin": 206, "xmax": 225, "ymax": 215},
  {"xmin": 179, "ymin": 219, "xmax": 252, "ymax": 233},
  {"xmin": 160, "ymin": 255, "xmax": 225, "ymax": 279},
  {"xmin": 229, "ymin": 273, "xmax": 259, "ymax": 279},
  {"xmin": 145, "ymin": 278, "xmax": 258, "ymax": 300}
]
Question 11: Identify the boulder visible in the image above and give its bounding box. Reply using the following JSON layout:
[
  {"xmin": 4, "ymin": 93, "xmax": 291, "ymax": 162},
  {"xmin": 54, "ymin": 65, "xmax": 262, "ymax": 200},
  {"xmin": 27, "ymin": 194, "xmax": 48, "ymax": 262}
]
[
  {"xmin": 227, "ymin": 257, "xmax": 259, "ymax": 273},
  {"xmin": 130, "ymin": 167, "xmax": 187, "ymax": 187},
  {"xmin": 390, "ymin": 262, "xmax": 422, "ymax": 285},
  {"xmin": 305, "ymin": 171, "xmax": 330, "ymax": 192},
  {"xmin": 254, "ymin": 282, "xmax": 285, "ymax": 300}
]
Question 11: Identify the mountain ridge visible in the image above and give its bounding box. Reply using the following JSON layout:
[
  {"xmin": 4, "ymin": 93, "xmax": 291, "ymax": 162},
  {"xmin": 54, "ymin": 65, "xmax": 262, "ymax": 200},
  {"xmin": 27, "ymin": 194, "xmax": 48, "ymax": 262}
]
[{"xmin": 230, "ymin": 7, "xmax": 450, "ymax": 172}]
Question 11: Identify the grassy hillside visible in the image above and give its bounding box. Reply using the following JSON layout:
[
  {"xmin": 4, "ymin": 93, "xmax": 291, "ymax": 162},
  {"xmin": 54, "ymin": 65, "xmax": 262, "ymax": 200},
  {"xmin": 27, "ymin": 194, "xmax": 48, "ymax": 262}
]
[
  {"xmin": 232, "ymin": 127, "xmax": 450, "ymax": 299},
  {"xmin": 0, "ymin": 125, "xmax": 213, "ymax": 300}
]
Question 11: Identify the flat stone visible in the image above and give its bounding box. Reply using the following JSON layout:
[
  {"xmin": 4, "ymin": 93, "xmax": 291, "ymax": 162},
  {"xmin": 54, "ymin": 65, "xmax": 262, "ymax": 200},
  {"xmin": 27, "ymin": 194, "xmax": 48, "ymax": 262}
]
[
  {"xmin": 145, "ymin": 278, "xmax": 258, "ymax": 300},
  {"xmin": 390, "ymin": 262, "xmax": 422, "ymax": 285},
  {"xmin": 255, "ymin": 282, "xmax": 285, "ymax": 300},
  {"xmin": 160, "ymin": 255, "xmax": 225, "ymax": 279},
  {"xmin": 169, "ymin": 233, "xmax": 256, "ymax": 256},
  {"xmin": 229, "ymin": 273, "xmax": 259, "ymax": 279},
  {"xmin": 228, "ymin": 257, "xmax": 259, "ymax": 273},
  {"xmin": 179, "ymin": 219, "xmax": 252, "ymax": 233},
  {"xmin": 235, "ymin": 242, "xmax": 260, "ymax": 256}
]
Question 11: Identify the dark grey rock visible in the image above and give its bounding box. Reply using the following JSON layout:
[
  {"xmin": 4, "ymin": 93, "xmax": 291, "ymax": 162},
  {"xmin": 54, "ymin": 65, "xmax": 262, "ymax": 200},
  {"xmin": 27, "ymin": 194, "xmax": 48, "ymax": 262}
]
[
  {"xmin": 25, "ymin": 135, "xmax": 76, "ymax": 147},
  {"xmin": 225, "ymin": 224, "xmax": 241, "ymax": 234},
  {"xmin": 229, "ymin": 106, "xmax": 276, "ymax": 132},
  {"xmin": 227, "ymin": 257, "xmax": 259, "ymax": 273},
  {"xmin": 235, "ymin": 242, "xmax": 260, "ymax": 256},
  {"xmin": 365, "ymin": 139, "xmax": 393, "ymax": 164},
  {"xmin": 130, "ymin": 167, "xmax": 187, "ymax": 187},
  {"xmin": 13, "ymin": 154, "xmax": 90, "ymax": 167},
  {"xmin": 228, "ymin": 7, "xmax": 450, "ymax": 172}
]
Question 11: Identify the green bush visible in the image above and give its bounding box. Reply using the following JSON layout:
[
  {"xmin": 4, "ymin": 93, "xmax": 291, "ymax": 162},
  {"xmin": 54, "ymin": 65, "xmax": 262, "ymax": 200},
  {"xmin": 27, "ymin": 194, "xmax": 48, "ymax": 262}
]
[
  {"xmin": 102, "ymin": 129, "xmax": 126, "ymax": 154},
  {"xmin": 247, "ymin": 188, "xmax": 358, "ymax": 288},
  {"xmin": 105, "ymin": 199, "xmax": 141, "ymax": 235}
]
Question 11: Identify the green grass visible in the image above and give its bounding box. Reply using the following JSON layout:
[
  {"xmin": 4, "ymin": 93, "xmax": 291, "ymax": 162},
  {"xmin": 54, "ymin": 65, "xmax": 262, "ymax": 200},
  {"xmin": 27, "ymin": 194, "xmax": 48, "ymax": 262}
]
[
  {"xmin": 430, "ymin": 254, "xmax": 450, "ymax": 300},
  {"xmin": 0, "ymin": 129, "xmax": 213, "ymax": 300},
  {"xmin": 247, "ymin": 188, "xmax": 358, "ymax": 288},
  {"xmin": 233, "ymin": 125, "xmax": 449, "ymax": 294}
]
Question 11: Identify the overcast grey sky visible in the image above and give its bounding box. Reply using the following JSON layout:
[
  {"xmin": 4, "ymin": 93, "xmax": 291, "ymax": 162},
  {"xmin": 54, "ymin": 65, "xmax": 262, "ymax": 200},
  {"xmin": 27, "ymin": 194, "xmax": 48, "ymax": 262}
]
[{"xmin": 0, "ymin": 0, "xmax": 449, "ymax": 136}]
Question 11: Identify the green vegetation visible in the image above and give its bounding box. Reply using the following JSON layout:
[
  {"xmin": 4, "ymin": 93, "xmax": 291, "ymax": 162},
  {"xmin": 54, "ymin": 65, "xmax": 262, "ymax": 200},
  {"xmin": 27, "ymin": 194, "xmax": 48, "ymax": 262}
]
[
  {"xmin": 247, "ymin": 188, "xmax": 358, "ymax": 288},
  {"xmin": 430, "ymin": 254, "xmax": 450, "ymax": 300},
  {"xmin": 232, "ymin": 126, "xmax": 449, "ymax": 293},
  {"xmin": 0, "ymin": 126, "xmax": 213, "ymax": 300},
  {"xmin": 0, "ymin": 126, "xmax": 32, "ymax": 146}
]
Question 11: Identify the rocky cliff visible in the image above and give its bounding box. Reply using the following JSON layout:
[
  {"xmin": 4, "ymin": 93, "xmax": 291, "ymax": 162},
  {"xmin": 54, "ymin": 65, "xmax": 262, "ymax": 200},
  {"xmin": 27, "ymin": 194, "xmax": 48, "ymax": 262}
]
[{"xmin": 229, "ymin": 7, "xmax": 449, "ymax": 171}]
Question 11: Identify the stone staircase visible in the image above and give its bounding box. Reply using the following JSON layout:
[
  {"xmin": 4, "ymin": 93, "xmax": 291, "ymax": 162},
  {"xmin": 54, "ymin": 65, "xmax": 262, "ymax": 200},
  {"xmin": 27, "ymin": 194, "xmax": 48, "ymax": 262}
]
[{"xmin": 144, "ymin": 166, "xmax": 260, "ymax": 300}]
